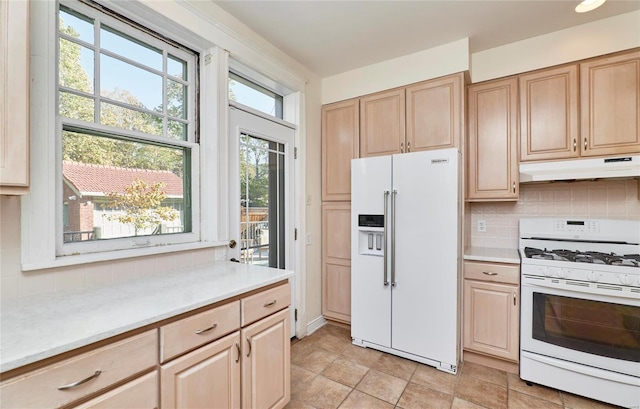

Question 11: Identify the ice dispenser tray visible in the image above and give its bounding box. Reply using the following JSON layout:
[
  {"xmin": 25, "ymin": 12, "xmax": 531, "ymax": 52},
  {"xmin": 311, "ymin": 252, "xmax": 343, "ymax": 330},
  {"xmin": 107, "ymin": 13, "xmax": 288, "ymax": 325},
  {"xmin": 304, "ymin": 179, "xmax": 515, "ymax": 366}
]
[{"xmin": 358, "ymin": 214, "xmax": 384, "ymax": 257}]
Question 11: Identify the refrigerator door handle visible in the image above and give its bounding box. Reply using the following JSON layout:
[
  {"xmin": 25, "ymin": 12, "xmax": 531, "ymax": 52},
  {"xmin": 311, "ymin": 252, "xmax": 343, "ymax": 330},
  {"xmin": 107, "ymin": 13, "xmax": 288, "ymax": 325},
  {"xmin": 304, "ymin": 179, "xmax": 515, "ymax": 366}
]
[
  {"xmin": 391, "ymin": 189, "xmax": 397, "ymax": 287},
  {"xmin": 383, "ymin": 190, "xmax": 390, "ymax": 286}
]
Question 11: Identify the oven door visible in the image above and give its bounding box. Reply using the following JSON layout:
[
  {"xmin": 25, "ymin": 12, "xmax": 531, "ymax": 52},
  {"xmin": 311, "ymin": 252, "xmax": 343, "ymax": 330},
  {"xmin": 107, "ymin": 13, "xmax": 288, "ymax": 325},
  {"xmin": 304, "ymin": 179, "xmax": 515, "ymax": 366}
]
[{"xmin": 521, "ymin": 276, "xmax": 640, "ymax": 378}]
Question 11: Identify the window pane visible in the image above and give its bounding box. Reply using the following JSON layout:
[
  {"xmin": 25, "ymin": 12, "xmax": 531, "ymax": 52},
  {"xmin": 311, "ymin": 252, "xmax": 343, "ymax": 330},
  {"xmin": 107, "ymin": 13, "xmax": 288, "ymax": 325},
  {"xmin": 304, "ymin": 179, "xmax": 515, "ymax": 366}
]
[
  {"xmin": 167, "ymin": 79, "xmax": 186, "ymax": 119},
  {"xmin": 168, "ymin": 55, "xmax": 186, "ymax": 80},
  {"xmin": 59, "ymin": 39, "xmax": 94, "ymax": 93},
  {"xmin": 100, "ymin": 54, "xmax": 162, "ymax": 110},
  {"xmin": 168, "ymin": 120, "xmax": 187, "ymax": 141},
  {"xmin": 62, "ymin": 130, "xmax": 189, "ymax": 242},
  {"xmin": 60, "ymin": 92, "xmax": 94, "ymax": 122},
  {"xmin": 229, "ymin": 73, "xmax": 283, "ymax": 119},
  {"xmin": 59, "ymin": 8, "xmax": 94, "ymax": 43},
  {"xmin": 100, "ymin": 26, "xmax": 162, "ymax": 71},
  {"xmin": 100, "ymin": 102, "xmax": 163, "ymax": 135}
]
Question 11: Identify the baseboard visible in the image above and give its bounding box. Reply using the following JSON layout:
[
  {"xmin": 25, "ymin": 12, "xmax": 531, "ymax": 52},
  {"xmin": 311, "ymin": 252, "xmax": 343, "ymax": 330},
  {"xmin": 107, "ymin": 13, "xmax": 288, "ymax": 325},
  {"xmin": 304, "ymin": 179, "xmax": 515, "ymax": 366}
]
[
  {"xmin": 463, "ymin": 350, "xmax": 519, "ymax": 374},
  {"xmin": 306, "ymin": 316, "xmax": 327, "ymax": 335}
]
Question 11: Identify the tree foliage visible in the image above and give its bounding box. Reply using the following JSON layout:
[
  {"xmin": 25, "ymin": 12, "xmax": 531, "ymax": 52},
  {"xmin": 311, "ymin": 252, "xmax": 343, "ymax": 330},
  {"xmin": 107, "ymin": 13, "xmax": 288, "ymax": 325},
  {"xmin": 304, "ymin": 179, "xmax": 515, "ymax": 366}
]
[
  {"xmin": 59, "ymin": 18, "xmax": 183, "ymax": 175},
  {"xmin": 103, "ymin": 180, "xmax": 179, "ymax": 235}
]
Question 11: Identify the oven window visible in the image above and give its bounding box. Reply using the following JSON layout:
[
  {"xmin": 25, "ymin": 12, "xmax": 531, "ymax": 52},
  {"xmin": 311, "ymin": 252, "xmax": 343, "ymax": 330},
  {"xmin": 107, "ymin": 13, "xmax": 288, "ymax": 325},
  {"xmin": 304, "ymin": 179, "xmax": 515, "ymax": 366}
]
[{"xmin": 532, "ymin": 293, "xmax": 640, "ymax": 362}]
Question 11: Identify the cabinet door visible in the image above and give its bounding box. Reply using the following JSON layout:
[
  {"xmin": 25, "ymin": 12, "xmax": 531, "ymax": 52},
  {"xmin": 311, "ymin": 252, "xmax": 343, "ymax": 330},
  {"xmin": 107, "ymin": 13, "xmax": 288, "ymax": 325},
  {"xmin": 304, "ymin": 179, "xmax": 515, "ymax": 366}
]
[
  {"xmin": 161, "ymin": 331, "xmax": 241, "ymax": 409},
  {"xmin": 322, "ymin": 99, "xmax": 359, "ymax": 201},
  {"xmin": 0, "ymin": 0, "xmax": 29, "ymax": 194},
  {"xmin": 241, "ymin": 308, "xmax": 290, "ymax": 409},
  {"xmin": 322, "ymin": 202, "xmax": 351, "ymax": 323},
  {"xmin": 360, "ymin": 88, "xmax": 405, "ymax": 157},
  {"xmin": 580, "ymin": 50, "xmax": 640, "ymax": 156},
  {"xmin": 467, "ymin": 78, "xmax": 519, "ymax": 201},
  {"xmin": 520, "ymin": 65, "xmax": 579, "ymax": 161},
  {"xmin": 406, "ymin": 73, "xmax": 463, "ymax": 152},
  {"xmin": 463, "ymin": 280, "xmax": 519, "ymax": 362},
  {"xmin": 71, "ymin": 372, "xmax": 157, "ymax": 409}
]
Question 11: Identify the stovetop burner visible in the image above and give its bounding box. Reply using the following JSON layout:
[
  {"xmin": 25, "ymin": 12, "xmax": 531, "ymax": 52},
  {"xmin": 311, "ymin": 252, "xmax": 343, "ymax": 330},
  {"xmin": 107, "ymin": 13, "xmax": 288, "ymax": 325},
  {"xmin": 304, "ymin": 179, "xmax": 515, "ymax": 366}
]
[{"xmin": 524, "ymin": 247, "xmax": 640, "ymax": 268}]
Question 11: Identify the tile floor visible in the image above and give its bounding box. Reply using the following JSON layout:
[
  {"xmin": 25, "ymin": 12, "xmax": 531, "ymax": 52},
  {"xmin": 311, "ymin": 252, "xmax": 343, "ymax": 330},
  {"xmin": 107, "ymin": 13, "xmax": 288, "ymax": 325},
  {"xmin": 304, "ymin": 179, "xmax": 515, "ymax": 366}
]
[{"xmin": 285, "ymin": 323, "xmax": 621, "ymax": 409}]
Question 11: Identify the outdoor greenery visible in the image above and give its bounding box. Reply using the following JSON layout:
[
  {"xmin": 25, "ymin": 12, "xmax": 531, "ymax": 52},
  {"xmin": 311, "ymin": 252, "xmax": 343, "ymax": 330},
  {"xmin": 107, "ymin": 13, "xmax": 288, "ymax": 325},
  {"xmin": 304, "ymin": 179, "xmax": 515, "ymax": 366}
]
[{"xmin": 102, "ymin": 180, "xmax": 179, "ymax": 236}]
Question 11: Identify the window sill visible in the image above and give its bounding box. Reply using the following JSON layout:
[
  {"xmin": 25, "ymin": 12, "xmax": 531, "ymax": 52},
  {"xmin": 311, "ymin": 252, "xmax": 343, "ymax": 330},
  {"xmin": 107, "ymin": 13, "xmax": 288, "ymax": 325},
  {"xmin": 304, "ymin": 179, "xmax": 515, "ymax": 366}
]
[{"xmin": 21, "ymin": 241, "xmax": 228, "ymax": 272}]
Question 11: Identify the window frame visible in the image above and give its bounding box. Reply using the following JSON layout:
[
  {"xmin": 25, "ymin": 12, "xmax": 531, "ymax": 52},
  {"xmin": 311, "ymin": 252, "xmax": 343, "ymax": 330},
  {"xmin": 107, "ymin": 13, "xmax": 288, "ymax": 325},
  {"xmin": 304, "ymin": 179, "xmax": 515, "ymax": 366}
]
[
  {"xmin": 22, "ymin": 0, "xmax": 227, "ymax": 270},
  {"xmin": 229, "ymin": 71, "xmax": 283, "ymax": 119},
  {"xmin": 56, "ymin": 0, "xmax": 200, "ymax": 256}
]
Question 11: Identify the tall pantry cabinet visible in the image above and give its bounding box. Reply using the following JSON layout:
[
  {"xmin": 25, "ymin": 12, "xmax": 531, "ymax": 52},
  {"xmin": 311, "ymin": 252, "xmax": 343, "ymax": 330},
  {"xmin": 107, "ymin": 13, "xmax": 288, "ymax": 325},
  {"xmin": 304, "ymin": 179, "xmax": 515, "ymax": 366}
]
[{"xmin": 321, "ymin": 99, "xmax": 359, "ymax": 323}]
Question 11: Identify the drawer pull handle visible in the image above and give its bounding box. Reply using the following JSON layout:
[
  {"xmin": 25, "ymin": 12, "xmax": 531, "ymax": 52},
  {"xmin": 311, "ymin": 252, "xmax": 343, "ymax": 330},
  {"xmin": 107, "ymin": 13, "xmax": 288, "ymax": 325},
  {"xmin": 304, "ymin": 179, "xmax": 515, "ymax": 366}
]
[
  {"xmin": 263, "ymin": 300, "xmax": 277, "ymax": 307},
  {"xmin": 235, "ymin": 342, "xmax": 240, "ymax": 363},
  {"xmin": 58, "ymin": 370, "xmax": 101, "ymax": 390},
  {"xmin": 195, "ymin": 323, "xmax": 217, "ymax": 334},
  {"xmin": 246, "ymin": 336, "xmax": 252, "ymax": 357},
  {"xmin": 482, "ymin": 271, "xmax": 498, "ymax": 276}
]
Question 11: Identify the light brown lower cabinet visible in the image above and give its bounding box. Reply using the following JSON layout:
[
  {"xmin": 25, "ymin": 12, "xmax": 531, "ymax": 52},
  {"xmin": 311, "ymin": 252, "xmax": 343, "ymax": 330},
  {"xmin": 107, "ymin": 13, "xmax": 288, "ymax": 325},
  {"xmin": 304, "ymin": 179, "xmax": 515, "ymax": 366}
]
[
  {"xmin": 71, "ymin": 371, "xmax": 158, "ymax": 409},
  {"xmin": 241, "ymin": 307, "xmax": 291, "ymax": 409},
  {"xmin": 463, "ymin": 261, "xmax": 520, "ymax": 366},
  {"xmin": 161, "ymin": 332, "xmax": 241, "ymax": 409},
  {"xmin": 322, "ymin": 202, "xmax": 352, "ymax": 323}
]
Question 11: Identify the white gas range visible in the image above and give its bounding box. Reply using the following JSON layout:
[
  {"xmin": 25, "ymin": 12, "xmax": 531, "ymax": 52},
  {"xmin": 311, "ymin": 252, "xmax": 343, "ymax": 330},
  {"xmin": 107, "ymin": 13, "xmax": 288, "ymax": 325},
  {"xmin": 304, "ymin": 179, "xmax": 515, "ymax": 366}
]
[{"xmin": 519, "ymin": 218, "xmax": 640, "ymax": 409}]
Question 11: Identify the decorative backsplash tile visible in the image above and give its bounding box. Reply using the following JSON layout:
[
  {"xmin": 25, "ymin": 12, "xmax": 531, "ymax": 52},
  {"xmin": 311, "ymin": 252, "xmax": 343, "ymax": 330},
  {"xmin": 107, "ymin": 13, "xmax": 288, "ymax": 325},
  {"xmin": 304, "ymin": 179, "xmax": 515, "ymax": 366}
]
[{"xmin": 469, "ymin": 179, "xmax": 640, "ymax": 249}]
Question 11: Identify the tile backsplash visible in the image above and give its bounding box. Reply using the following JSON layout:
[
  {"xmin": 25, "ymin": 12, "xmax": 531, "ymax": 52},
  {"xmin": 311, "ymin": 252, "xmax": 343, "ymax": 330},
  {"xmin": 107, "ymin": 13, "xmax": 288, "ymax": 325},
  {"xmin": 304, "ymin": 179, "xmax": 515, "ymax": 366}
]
[{"xmin": 469, "ymin": 179, "xmax": 640, "ymax": 249}]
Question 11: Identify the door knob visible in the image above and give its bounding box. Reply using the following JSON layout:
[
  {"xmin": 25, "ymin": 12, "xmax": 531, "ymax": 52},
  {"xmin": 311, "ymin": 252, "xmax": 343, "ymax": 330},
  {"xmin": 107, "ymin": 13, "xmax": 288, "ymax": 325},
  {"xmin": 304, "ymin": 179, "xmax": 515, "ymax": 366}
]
[{"xmin": 229, "ymin": 239, "xmax": 237, "ymax": 248}]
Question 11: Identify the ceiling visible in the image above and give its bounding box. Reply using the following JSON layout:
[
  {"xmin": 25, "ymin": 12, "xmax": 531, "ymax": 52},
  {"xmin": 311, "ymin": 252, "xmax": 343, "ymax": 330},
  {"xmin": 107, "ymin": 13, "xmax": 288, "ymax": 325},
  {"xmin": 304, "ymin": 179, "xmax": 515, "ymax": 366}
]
[{"xmin": 214, "ymin": 0, "xmax": 640, "ymax": 77}]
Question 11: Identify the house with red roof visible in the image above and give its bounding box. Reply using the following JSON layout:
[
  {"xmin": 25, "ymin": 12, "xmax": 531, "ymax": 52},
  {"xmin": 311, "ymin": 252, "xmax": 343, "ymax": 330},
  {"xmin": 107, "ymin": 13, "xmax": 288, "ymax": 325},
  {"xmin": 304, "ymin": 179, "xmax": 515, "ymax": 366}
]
[{"xmin": 63, "ymin": 161, "xmax": 184, "ymax": 241}]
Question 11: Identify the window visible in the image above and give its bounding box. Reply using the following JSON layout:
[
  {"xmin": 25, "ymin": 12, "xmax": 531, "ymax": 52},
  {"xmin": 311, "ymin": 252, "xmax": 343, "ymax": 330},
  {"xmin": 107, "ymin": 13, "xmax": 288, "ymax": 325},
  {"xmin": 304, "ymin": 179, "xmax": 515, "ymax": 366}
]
[
  {"xmin": 57, "ymin": 0, "xmax": 198, "ymax": 254},
  {"xmin": 229, "ymin": 72, "xmax": 283, "ymax": 119}
]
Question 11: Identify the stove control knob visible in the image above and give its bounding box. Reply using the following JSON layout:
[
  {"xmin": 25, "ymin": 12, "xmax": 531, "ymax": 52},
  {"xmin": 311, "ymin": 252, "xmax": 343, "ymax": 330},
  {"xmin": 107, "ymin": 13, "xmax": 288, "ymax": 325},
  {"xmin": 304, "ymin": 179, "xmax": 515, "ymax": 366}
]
[
  {"xmin": 587, "ymin": 272, "xmax": 600, "ymax": 282},
  {"xmin": 557, "ymin": 268, "xmax": 569, "ymax": 279},
  {"xmin": 618, "ymin": 274, "xmax": 632, "ymax": 286},
  {"xmin": 543, "ymin": 267, "xmax": 554, "ymax": 277}
]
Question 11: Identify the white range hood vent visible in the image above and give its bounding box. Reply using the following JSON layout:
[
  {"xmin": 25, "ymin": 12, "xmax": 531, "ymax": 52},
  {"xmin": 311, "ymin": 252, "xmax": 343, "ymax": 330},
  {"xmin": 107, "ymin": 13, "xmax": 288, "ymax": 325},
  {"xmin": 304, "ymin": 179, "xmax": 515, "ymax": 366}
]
[{"xmin": 519, "ymin": 155, "xmax": 640, "ymax": 183}]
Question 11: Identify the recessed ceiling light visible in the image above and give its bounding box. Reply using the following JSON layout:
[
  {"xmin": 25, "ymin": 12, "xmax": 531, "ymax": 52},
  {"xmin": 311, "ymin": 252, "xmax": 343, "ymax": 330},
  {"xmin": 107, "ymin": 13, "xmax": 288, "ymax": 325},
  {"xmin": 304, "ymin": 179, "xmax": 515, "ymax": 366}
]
[{"xmin": 575, "ymin": 0, "xmax": 606, "ymax": 13}]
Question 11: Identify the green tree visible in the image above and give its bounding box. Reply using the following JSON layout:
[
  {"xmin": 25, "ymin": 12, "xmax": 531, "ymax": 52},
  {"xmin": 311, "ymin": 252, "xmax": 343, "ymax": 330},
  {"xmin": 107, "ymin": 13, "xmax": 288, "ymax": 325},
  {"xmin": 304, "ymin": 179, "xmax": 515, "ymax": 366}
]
[{"xmin": 103, "ymin": 180, "xmax": 179, "ymax": 236}]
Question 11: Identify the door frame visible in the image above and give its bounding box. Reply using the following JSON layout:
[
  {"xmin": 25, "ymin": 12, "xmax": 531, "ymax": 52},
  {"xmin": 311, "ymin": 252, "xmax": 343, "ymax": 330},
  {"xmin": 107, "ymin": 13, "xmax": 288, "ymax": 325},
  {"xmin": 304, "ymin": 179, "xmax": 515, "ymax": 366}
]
[{"xmin": 228, "ymin": 103, "xmax": 300, "ymax": 337}]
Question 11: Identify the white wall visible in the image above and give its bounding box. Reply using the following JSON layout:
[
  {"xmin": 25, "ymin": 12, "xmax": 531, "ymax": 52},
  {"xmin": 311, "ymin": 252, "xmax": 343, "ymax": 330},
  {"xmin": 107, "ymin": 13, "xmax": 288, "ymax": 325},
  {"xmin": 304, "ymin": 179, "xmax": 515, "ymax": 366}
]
[
  {"xmin": 322, "ymin": 38, "xmax": 469, "ymax": 104},
  {"xmin": 471, "ymin": 10, "xmax": 640, "ymax": 83}
]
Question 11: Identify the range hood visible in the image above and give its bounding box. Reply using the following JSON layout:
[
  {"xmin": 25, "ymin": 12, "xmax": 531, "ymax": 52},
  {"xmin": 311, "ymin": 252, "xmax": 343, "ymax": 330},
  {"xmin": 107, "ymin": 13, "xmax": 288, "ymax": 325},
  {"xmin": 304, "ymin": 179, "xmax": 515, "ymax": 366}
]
[{"xmin": 519, "ymin": 155, "xmax": 640, "ymax": 182}]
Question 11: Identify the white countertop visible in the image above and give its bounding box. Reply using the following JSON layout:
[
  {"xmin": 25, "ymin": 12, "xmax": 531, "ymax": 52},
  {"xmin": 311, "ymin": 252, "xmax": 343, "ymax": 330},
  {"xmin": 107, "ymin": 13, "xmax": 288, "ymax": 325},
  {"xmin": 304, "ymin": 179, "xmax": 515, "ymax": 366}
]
[
  {"xmin": 0, "ymin": 261, "xmax": 293, "ymax": 373},
  {"xmin": 464, "ymin": 247, "xmax": 521, "ymax": 264}
]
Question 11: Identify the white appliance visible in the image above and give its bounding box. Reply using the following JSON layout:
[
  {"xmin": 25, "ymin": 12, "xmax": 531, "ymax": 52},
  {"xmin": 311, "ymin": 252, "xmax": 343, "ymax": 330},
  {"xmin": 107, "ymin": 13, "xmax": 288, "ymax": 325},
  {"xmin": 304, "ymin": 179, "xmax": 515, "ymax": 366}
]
[
  {"xmin": 351, "ymin": 148, "xmax": 462, "ymax": 374},
  {"xmin": 519, "ymin": 218, "xmax": 640, "ymax": 408},
  {"xmin": 519, "ymin": 154, "xmax": 640, "ymax": 182}
]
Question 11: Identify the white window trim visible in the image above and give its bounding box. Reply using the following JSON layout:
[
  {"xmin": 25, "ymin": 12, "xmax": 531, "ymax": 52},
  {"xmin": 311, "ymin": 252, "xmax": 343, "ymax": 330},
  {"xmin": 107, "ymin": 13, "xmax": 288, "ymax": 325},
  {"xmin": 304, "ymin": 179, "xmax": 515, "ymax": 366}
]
[{"xmin": 22, "ymin": 0, "xmax": 228, "ymax": 271}]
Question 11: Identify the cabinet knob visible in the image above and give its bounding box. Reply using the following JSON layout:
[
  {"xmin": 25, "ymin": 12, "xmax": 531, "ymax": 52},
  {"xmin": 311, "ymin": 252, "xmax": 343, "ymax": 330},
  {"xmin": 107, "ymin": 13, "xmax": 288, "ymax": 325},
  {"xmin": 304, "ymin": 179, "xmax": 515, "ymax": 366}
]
[
  {"xmin": 573, "ymin": 138, "xmax": 577, "ymax": 152},
  {"xmin": 400, "ymin": 142, "xmax": 404, "ymax": 153},
  {"xmin": 584, "ymin": 137, "xmax": 588, "ymax": 150},
  {"xmin": 513, "ymin": 292, "xmax": 517, "ymax": 306},
  {"xmin": 513, "ymin": 182, "xmax": 516, "ymax": 194},
  {"xmin": 407, "ymin": 141, "xmax": 411, "ymax": 152}
]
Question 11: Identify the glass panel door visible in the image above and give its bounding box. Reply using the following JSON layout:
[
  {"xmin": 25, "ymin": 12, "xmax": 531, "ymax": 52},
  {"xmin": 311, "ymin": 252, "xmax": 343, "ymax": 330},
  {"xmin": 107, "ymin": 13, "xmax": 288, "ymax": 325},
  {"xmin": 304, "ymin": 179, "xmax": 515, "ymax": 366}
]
[{"xmin": 239, "ymin": 133, "xmax": 285, "ymax": 268}]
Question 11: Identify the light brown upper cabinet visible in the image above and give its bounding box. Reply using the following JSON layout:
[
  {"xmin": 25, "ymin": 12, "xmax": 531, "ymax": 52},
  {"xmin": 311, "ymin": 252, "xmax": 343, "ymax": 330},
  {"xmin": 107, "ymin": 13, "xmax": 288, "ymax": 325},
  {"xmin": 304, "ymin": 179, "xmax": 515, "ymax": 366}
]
[
  {"xmin": 467, "ymin": 77, "xmax": 519, "ymax": 201},
  {"xmin": 321, "ymin": 99, "xmax": 359, "ymax": 201},
  {"xmin": 0, "ymin": 0, "xmax": 30, "ymax": 195},
  {"xmin": 360, "ymin": 88, "xmax": 406, "ymax": 157},
  {"xmin": 406, "ymin": 73, "xmax": 464, "ymax": 152},
  {"xmin": 519, "ymin": 65, "xmax": 579, "ymax": 162},
  {"xmin": 580, "ymin": 50, "xmax": 640, "ymax": 157}
]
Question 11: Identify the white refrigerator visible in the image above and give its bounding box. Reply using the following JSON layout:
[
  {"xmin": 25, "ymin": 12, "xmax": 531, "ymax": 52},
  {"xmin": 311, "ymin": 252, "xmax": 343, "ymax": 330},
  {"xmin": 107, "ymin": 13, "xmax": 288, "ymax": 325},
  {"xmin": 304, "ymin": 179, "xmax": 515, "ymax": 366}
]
[{"xmin": 351, "ymin": 148, "xmax": 461, "ymax": 374}]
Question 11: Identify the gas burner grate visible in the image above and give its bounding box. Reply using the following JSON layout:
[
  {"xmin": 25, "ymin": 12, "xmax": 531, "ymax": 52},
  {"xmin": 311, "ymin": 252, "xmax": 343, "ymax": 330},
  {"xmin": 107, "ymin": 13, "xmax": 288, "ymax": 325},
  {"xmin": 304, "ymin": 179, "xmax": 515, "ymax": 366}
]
[{"xmin": 523, "ymin": 247, "xmax": 639, "ymax": 267}]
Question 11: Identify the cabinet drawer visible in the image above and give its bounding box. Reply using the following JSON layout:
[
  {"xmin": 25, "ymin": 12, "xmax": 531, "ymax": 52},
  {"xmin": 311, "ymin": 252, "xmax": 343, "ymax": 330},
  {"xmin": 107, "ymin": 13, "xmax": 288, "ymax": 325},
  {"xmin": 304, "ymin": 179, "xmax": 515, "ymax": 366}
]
[
  {"xmin": 241, "ymin": 283, "xmax": 290, "ymax": 326},
  {"xmin": 160, "ymin": 300, "xmax": 240, "ymax": 362},
  {"xmin": 71, "ymin": 371, "xmax": 157, "ymax": 409},
  {"xmin": 464, "ymin": 261, "xmax": 519, "ymax": 285},
  {"xmin": 0, "ymin": 330, "xmax": 157, "ymax": 409}
]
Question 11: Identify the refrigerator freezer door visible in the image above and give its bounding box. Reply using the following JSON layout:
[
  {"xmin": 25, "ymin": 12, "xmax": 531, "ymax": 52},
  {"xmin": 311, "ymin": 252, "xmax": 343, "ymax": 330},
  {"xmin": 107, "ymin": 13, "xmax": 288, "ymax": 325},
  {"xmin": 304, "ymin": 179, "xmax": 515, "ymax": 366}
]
[
  {"xmin": 351, "ymin": 155, "xmax": 393, "ymax": 348},
  {"xmin": 391, "ymin": 149, "xmax": 459, "ymax": 367}
]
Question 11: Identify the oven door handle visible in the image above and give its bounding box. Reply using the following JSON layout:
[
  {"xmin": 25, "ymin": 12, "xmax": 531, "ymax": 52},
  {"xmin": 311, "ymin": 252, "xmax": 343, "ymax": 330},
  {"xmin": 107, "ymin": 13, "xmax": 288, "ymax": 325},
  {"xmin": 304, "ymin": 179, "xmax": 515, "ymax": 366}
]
[
  {"xmin": 521, "ymin": 351, "xmax": 640, "ymax": 386},
  {"xmin": 522, "ymin": 277, "xmax": 640, "ymax": 301}
]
